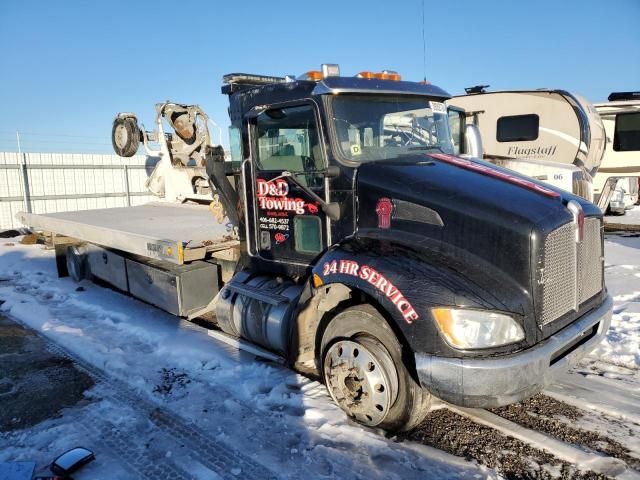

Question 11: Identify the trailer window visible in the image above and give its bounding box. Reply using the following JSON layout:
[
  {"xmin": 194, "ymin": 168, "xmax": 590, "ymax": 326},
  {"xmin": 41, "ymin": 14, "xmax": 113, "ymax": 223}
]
[
  {"xmin": 496, "ymin": 114, "xmax": 539, "ymax": 142},
  {"xmin": 614, "ymin": 112, "xmax": 640, "ymax": 151},
  {"xmin": 255, "ymin": 105, "xmax": 323, "ymax": 173}
]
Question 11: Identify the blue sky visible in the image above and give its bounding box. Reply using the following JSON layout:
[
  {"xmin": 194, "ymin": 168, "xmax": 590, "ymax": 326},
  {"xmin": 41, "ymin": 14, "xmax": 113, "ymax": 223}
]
[{"xmin": 0, "ymin": 0, "xmax": 638, "ymax": 153}]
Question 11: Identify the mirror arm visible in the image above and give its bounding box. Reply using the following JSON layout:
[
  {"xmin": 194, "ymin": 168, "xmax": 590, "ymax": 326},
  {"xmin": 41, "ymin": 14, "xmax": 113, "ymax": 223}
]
[{"xmin": 281, "ymin": 172, "xmax": 341, "ymax": 221}]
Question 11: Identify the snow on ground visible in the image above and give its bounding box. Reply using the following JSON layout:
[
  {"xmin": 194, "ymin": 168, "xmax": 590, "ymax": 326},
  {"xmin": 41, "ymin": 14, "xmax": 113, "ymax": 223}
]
[
  {"xmin": 0, "ymin": 238, "xmax": 487, "ymax": 479},
  {"xmin": 590, "ymin": 233, "xmax": 640, "ymax": 370},
  {"xmin": 1, "ymin": 229, "xmax": 639, "ymax": 479},
  {"xmin": 542, "ymin": 227, "xmax": 640, "ymax": 462}
]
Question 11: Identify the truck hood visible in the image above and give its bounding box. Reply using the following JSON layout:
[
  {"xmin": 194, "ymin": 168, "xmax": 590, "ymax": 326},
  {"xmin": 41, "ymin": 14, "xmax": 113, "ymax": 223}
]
[{"xmin": 354, "ymin": 154, "xmax": 592, "ymax": 315}]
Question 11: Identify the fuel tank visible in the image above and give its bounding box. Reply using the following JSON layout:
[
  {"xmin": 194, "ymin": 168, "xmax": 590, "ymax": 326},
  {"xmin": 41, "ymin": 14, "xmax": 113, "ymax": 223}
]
[{"xmin": 216, "ymin": 272, "xmax": 303, "ymax": 355}]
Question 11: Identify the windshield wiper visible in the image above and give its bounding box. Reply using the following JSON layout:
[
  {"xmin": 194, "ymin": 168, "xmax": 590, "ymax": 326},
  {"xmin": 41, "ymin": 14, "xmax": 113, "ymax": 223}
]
[{"xmin": 407, "ymin": 145, "xmax": 445, "ymax": 152}]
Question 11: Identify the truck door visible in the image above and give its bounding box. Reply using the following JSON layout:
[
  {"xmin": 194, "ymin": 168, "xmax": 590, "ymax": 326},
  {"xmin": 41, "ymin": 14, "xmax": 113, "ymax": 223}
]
[{"xmin": 247, "ymin": 103, "xmax": 328, "ymax": 265}]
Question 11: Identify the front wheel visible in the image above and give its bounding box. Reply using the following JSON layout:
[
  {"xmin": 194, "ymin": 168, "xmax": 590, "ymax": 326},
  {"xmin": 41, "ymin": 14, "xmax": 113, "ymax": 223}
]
[{"xmin": 321, "ymin": 305, "xmax": 431, "ymax": 432}]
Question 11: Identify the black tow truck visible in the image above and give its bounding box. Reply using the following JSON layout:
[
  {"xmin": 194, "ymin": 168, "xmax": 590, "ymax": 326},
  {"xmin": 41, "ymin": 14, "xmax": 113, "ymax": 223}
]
[{"xmin": 20, "ymin": 64, "xmax": 613, "ymax": 432}]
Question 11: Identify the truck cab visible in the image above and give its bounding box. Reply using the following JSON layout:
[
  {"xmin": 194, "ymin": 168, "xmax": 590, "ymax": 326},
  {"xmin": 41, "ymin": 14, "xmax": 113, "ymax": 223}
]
[
  {"xmin": 218, "ymin": 67, "xmax": 612, "ymax": 430},
  {"xmin": 19, "ymin": 65, "xmax": 613, "ymax": 432}
]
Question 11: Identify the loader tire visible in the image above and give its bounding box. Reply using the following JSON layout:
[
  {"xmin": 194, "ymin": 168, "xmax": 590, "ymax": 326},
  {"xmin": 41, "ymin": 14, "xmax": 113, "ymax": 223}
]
[
  {"xmin": 321, "ymin": 304, "xmax": 431, "ymax": 432},
  {"xmin": 112, "ymin": 116, "xmax": 141, "ymax": 157}
]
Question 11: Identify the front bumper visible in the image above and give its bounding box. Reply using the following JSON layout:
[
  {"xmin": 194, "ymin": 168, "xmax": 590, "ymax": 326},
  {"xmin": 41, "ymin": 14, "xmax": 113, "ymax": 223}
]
[{"xmin": 415, "ymin": 294, "xmax": 613, "ymax": 408}]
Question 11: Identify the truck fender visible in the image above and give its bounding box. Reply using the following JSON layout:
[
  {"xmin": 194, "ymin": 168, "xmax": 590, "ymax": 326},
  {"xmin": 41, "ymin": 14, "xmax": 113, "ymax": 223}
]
[{"xmin": 292, "ymin": 243, "xmax": 503, "ymax": 377}]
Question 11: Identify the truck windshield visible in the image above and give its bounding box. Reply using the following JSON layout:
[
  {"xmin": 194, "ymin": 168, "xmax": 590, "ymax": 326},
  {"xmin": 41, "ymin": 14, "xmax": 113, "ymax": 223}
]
[{"xmin": 330, "ymin": 95, "xmax": 455, "ymax": 163}]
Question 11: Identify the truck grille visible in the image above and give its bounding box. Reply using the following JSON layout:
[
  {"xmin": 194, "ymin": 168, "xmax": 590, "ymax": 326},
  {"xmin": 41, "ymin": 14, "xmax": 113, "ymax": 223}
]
[
  {"xmin": 577, "ymin": 218, "xmax": 604, "ymax": 303},
  {"xmin": 539, "ymin": 218, "xmax": 603, "ymax": 326}
]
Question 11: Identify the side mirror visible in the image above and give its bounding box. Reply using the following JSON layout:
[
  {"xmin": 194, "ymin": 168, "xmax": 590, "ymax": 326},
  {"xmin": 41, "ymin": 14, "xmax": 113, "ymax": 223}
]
[
  {"xmin": 50, "ymin": 447, "xmax": 95, "ymax": 476},
  {"xmin": 323, "ymin": 202, "xmax": 341, "ymax": 221},
  {"xmin": 464, "ymin": 124, "xmax": 484, "ymax": 159}
]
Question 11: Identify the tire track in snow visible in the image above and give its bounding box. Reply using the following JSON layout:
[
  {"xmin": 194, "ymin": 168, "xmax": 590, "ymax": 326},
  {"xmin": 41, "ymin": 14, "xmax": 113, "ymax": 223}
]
[
  {"xmin": 6, "ymin": 264, "xmax": 640, "ymax": 479},
  {"xmin": 1, "ymin": 271, "xmax": 483, "ymax": 480},
  {"xmin": 16, "ymin": 319, "xmax": 278, "ymax": 480}
]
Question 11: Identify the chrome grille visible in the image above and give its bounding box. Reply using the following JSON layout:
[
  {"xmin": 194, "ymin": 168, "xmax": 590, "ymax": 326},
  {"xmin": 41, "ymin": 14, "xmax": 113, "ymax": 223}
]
[
  {"xmin": 540, "ymin": 223, "xmax": 577, "ymax": 326},
  {"xmin": 577, "ymin": 218, "xmax": 603, "ymax": 304},
  {"xmin": 539, "ymin": 217, "xmax": 603, "ymax": 327}
]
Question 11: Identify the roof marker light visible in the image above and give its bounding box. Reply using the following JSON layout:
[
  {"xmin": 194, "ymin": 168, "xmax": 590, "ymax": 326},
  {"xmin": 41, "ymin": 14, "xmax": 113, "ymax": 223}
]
[
  {"xmin": 298, "ymin": 70, "xmax": 323, "ymax": 81},
  {"xmin": 321, "ymin": 64, "xmax": 340, "ymax": 78},
  {"xmin": 356, "ymin": 71, "xmax": 401, "ymax": 81},
  {"xmin": 357, "ymin": 71, "xmax": 376, "ymax": 79},
  {"xmin": 380, "ymin": 70, "xmax": 401, "ymax": 81}
]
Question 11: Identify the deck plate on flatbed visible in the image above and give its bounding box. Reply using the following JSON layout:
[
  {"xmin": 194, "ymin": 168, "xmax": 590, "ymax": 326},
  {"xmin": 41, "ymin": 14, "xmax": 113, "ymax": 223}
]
[{"xmin": 17, "ymin": 202, "xmax": 238, "ymax": 264}]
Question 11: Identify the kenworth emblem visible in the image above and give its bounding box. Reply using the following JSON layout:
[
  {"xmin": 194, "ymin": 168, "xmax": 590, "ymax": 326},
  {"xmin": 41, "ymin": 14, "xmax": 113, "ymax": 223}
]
[{"xmin": 376, "ymin": 197, "xmax": 393, "ymax": 229}]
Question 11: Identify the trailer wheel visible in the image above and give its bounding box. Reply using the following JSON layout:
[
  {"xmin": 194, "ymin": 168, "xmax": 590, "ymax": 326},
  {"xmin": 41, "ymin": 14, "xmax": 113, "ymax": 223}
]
[
  {"xmin": 66, "ymin": 245, "xmax": 88, "ymax": 282},
  {"xmin": 321, "ymin": 305, "xmax": 431, "ymax": 432},
  {"xmin": 112, "ymin": 116, "xmax": 141, "ymax": 157}
]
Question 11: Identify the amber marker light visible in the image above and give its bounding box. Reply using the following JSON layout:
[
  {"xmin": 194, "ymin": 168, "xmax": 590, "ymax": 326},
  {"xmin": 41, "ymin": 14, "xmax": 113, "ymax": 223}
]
[
  {"xmin": 432, "ymin": 308, "xmax": 458, "ymax": 346},
  {"xmin": 303, "ymin": 70, "xmax": 323, "ymax": 81},
  {"xmin": 357, "ymin": 71, "xmax": 376, "ymax": 79},
  {"xmin": 312, "ymin": 273, "xmax": 324, "ymax": 288}
]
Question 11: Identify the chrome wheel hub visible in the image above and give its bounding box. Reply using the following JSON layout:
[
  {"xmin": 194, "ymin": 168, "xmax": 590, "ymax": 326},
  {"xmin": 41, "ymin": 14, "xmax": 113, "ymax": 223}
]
[{"xmin": 324, "ymin": 338, "xmax": 398, "ymax": 426}]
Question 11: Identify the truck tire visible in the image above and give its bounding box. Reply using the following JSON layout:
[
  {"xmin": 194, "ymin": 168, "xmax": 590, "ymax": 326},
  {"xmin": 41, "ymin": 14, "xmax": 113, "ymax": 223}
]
[
  {"xmin": 112, "ymin": 116, "xmax": 141, "ymax": 157},
  {"xmin": 321, "ymin": 304, "xmax": 431, "ymax": 432},
  {"xmin": 66, "ymin": 245, "xmax": 88, "ymax": 282}
]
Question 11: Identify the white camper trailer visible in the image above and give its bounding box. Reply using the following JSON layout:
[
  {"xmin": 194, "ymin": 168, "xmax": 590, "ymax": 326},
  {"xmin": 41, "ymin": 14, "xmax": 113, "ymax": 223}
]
[
  {"xmin": 447, "ymin": 88, "xmax": 606, "ymax": 202},
  {"xmin": 592, "ymin": 92, "xmax": 640, "ymax": 213}
]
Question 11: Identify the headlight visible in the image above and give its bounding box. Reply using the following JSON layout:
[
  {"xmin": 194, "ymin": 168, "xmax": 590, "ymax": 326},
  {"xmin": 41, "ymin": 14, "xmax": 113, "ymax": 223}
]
[{"xmin": 432, "ymin": 308, "xmax": 525, "ymax": 349}]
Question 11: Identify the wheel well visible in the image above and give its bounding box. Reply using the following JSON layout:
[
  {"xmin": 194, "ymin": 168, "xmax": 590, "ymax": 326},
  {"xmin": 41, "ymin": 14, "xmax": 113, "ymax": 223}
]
[{"xmin": 291, "ymin": 282, "xmax": 418, "ymax": 383}]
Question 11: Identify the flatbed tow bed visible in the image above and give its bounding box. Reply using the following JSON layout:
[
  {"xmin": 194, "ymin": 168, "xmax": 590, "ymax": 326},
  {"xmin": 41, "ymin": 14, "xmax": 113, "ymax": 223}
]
[
  {"xmin": 16, "ymin": 202, "xmax": 239, "ymax": 265},
  {"xmin": 17, "ymin": 202, "xmax": 240, "ymax": 319}
]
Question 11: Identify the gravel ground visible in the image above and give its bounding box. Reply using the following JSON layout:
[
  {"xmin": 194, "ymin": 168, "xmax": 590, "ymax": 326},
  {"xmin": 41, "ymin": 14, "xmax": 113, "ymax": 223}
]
[
  {"xmin": 0, "ymin": 314, "xmax": 94, "ymax": 432},
  {"xmin": 400, "ymin": 409, "xmax": 609, "ymax": 480},
  {"xmin": 490, "ymin": 394, "xmax": 639, "ymax": 471},
  {"xmin": 0, "ymin": 314, "xmax": 278, "ymax": 479}
]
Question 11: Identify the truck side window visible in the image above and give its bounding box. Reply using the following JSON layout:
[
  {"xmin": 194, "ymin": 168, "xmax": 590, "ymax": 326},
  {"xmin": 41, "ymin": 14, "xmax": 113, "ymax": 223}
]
[
  {"xmin": 228, "ymin": 127, "xmax": 243, "ymax": 169},
  {"xmin": 614, "ymin": 112, "xmax": 640, "ymax": 151},
  {"xmin": 255, "ymin": 105, "xmax": 324, "ymax": 181},
  {"xmin": 496, "ymin": 114, "xmax": 539, "ymax": 142},
  {"xmin": 294, "ymin": 215, "xmax": 322, "ymax": 254}
]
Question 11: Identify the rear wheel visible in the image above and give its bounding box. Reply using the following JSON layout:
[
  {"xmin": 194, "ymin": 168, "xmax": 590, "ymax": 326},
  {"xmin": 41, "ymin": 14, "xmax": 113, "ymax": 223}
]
[
  {"xmin": 65, "ymin": 245, "xmax": 88, "ymax": 282},
  {"xmin": 321, "ymin": 304, "xmax": 431, "ymax": 432}
]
